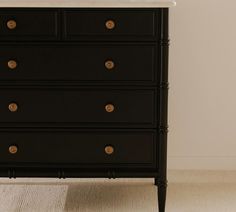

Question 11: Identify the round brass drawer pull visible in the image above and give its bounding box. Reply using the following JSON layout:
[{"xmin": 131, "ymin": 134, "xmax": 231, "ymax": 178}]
[
  {"xmin": 105, "ymin": 60, "xmax": 115, "ymax": 70},
  {"xmin": 8, "ymin": 60, "xmax": 17, "ymax": 69},
  {"xmin": 105, "ymin": 104, "xmax": 115, "ymax": 113},
  {"xmin": 105, "ymin": 20, "xmax": 115, "ymax": 30},
  {"xmin": 7, "ymin": 20, "xmax": 17, "ymax": 30},
  {"xmin": 9, "ymin": 145, "xmax": 18, "ymax": 154},
  {"xmin": 8, "ymin": 103, "xmax": 18, "ymax": 112},
  {"xmin": 105, "ymin": 145, "xmax": 114, "ymax": 155}
]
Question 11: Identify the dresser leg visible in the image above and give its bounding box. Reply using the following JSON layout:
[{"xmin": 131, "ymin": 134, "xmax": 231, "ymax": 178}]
[{"xmin": 156, "ymin": 179, "xmax": 167, "ymax": 212}]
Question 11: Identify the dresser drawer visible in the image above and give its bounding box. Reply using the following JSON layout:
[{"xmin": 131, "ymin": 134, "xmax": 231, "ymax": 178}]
[
  {"xmin": 0, "ymin": 88, "xmax": 156, "ymax": 127},
  {"xmin": 0, "ymin": 44, "xmax": 155, "ymax": 83},
  {"xmin": 0, "ymin": 131, "xmax": 156, "ymax": 167},
  {"xmin": 64, "ymin": 10, "xmax": 156, "ymax": 41},
  {"xmin": 0, "ymin": 9, "xmax": 59, "ymax": 40}
]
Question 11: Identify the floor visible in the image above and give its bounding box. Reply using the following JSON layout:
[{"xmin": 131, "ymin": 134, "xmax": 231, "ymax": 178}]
[{"xmin": 0, "ymin": 170, "xmax": 236, "ymax": 212}]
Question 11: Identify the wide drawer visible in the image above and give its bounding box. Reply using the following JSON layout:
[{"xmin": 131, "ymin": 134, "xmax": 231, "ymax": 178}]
[
  {"xmin": 0, "ymin": 130, "xmax": 156, "ymax": 167},
  {"xmin": 0, "ymin": 9, "xmax": 59, "ymax": 40},
  {"xmin": 64, "ymin": 10, "xmax": 156, "ymax": 41},
  {"xmin": 0, "ymin": 44, "xmax": 156, "ymax": 83},
  {"xmin": 0, "ymin": 88, "xmax": 156, "ymax": 127}
]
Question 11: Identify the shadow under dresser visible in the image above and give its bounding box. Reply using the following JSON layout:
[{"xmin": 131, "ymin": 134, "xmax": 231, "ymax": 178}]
[{"xmin": 0, "ymin": 2, "xmax": 175, "ymax": 211}]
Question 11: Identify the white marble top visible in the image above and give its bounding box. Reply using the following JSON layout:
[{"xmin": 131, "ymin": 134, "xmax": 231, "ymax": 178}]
[{"xmin": 0, "ymin": 0, "xmax": 176, "ymax": 8}]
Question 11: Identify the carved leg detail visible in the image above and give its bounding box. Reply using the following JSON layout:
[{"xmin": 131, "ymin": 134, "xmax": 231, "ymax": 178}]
[{"xmin": 156, "ymin": 179, "xmax": 167, "ymax": 212}]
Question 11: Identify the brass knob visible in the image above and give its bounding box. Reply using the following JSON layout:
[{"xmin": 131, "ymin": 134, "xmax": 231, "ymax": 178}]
[
  {"xmin": 8, "ymin": 103, "xmax": 18, "ymax": 112},
  {"xmin": 105, "ymin": 104, "xmax": 115, "ymax": 113},
  {"xmin": 105, "ymin": 145, "xmax": 114, "ymax": 155},
  {"xmin": 7, "ymin": 20, "xmax": 17, "ymax": 30},
  {"xmin": 105, "ymin": 60, "xmax": 115, "ymax": 70},
  {"xmin": 9, "ymin": 145, "xmax": 18, "ymax": 154},
  {"xmin": 105, "ymin": 20, "xmax": 115, "ymax": 30},
  {"xmin": 8, "ymin": 60, "xmax": 17, "ymax": 69}
]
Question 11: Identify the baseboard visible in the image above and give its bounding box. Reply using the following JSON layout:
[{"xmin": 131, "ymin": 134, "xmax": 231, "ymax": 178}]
[
  {"xmin": 168, "ymin": 156, "xmax": 236, "ymax": 170},
  {"xmin": 168, "ymin": 169, "xmax": 236, "ymax": 183}
]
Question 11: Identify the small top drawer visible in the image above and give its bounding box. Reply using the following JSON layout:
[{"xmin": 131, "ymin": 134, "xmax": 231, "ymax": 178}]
[
  {"xmin": 64, "ymin": 10, "xmax": 156, "ymax": 41},
  {"xmin": 0, "ymin": 10, "xmax": 59, "ymax": 40}
]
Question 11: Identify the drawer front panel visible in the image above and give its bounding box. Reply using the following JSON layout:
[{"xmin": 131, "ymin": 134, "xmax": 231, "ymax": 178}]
[
  {"xmin": 64, "ymin": 10, "xmax": 156, "ymax": 40},
  {"xmin": 0, "ymin": 131, "xmax": 156, "ymax": 167},
  {"xmin": 0, "ymin": 44, "xmax": 155, "ymax": 83},
  {"xmin": 0, "ymin": 10, "xmax": 59, "ymax": 40},
  {"xmin": 0, "ymin": 88, "xmax": 156, "ymax": 127}
]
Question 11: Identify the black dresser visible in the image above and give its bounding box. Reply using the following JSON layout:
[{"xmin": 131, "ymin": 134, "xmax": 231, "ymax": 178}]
[{"xmin": 0, "ymin": 8, "xmax": 170, "ymax": 212}]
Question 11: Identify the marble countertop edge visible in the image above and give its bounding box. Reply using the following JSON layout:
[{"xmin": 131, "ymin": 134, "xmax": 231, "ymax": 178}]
[{"xmin": 0, "ymin": 1, "xmax": 176, "ymax": 8}]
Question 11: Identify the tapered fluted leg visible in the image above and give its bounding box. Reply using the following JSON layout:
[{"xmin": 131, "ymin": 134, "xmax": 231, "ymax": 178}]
[{"xmin": 155, "ymin": 178, "xmax": 167, "ymax": 212}]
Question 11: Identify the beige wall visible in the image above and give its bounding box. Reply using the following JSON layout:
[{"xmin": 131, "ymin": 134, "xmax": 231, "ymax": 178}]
[{"xmin": 168, "ymin": 0, "xmax": 236, "ymax": 170}]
